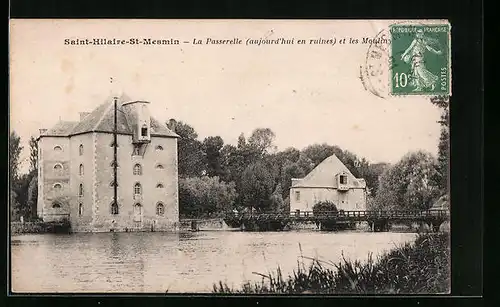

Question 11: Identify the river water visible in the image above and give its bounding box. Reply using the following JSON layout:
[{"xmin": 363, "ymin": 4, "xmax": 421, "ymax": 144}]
[{"xmin": 11, "ymin": 230, "xmax": 416, "ymax": 293}]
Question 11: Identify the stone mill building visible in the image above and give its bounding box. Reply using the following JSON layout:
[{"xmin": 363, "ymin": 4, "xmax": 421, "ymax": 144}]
[
  {"xmin": 37, "ymin": 94, "xmax": 180, "ymax": 232},
  {"xmin": 289, "ymin": 154, "xmax": 367, "ymax": 213}
]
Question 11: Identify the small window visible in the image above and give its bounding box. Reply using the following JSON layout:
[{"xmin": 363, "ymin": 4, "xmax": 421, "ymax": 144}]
[
  {"xmin": 141, "ymin": 125, "xmax": 148, "ymax": 137},
  {"xmin": 133, "ymin": 164, "xmax": 142, "ymax": 175},
  {"xmin": 295, "ymin": 191, "xmax": 300, "ymax": 202},
  {"xmin": 53, "ymin": 183, "xmax": 62, "ymax": 190},
  {"xmin": 155, "ymin": 164, "xmax": 164, "ymax": 170},
  {"xmin": 339, "ymin": 175, "xmax": 348, "ymax": 185},
  {"xmin": 156, "ymin": 183, "xmax": 164, "ymax": 189},
  {"xmin": 54, "ymin": 146, "xmax": 62, "ymax": 152},
  {"xmin": 54, "ymin": 163, "xmax": 63, "ymax": 174},
  {"xmin": 134, "ymin": 183, "xmax": 142, "ymax": 195},
  {"xmin": 79, "ymin": 164, "xmax": 84, "ymax": 176},
  {"xmin": 155, "ymin": 145, "xmax": 164, "ymax": 151},
  {"xmin": 79, "ymin": 203, "xmax": 83, "ymax": 216},
  {"xmin": 79, "ymin": 144, "xmax": 84, "ymax": 156},
  {"xmin": 111, "ymin": 202, "xmax": 119, "ymax": 215},
  {"xmin": 156, "ymin": 203, "xmax": 165, "ymax": 216},
  {"xmin": 52, "ymin": 203, "xmax": 61, "ymax": 209},
  {"xmin": 79, "ymin": 184, "xmax": 84, "ymax": 197}
]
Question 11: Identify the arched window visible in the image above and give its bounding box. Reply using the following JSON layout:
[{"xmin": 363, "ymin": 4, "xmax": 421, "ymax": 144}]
[
  {"xmin": 134, "ymin": 183, "xmax": 142, "ymax": 195},
  {"xmin": 79, "ymin": 144, "xmax": 84, "ymax": 156},
  {"xmin": 155, "ymin": 145, "xmax": 164, "ymax": 151},
  {"xmin": 141, "ymin": 124, "xmax": 148, "ymax": 137},
  {"xmin": 53, "ymin": 146, "xmax": 62, "ymax": 152},
  {"xmin": 79, "ymin": 203, "xmax": 83, "ymax": 216},
  {"xmin": 54, "ymin": 163, "xmax": 63, "ymax": 175},
  {"xmin": 155, "ymin": 164, "xmax": 164, "ymax": 170},
  {"xmin": 111, "ymin": 202, "xmax": 119, "ymax": 215},
  {"xmin": 53, "ymin": 183, "xmax": 62, "ymax": 191},
  {"xmin": 133, "ymin": 164, "xmax": 142, "ymax": 175},
  {"xmin": 79, "ymin": 164, "xmax": 84, "ymax": 176},
  {"xmin": 156, "ymin": 183, "xmax": 164, "ymax": 189},
  {"xmin": 79, "ymin": 184, "xmax": 84, "ymax": 197},
  {"xmin": 156, "ymin": 203, "xmax": 165, "ymax": 216},
  {"xmin": 52, "ymin": 203, "xmax": 61, "ymax": 209}
]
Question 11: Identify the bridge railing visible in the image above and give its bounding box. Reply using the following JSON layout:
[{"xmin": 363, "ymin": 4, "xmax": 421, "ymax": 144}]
[{"xmin": 222, "ymin": 209, "xmax": 449, "ymax": 220}]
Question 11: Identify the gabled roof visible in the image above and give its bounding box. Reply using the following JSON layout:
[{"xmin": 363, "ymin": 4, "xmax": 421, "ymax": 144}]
[
  {"xmin": 291, "ymin": 154, "xmax": 366, "ymax": 189},
  {"xmin": 41, "ymin": 94, "xmax": 179, "ymax": 138}
]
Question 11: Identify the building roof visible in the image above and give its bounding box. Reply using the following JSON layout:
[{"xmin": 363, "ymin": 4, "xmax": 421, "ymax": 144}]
[
  {"xmin": 41, "ymin": 94, "xmax": 179, "ymax": 138},
  {"xmin": 291, "ymin": 154, "xmax": 366, "ymax": 189}
]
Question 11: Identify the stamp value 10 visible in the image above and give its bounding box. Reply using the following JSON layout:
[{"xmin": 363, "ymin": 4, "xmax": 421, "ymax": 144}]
[{"xmin": 390, "ymin": 24, "xmax": 451, "ymax": 96}]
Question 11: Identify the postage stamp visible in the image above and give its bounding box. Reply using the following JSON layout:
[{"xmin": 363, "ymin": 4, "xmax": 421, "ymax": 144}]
[{"xmin": 390, "ymin": 24, "xmax": 451, "ymax": 96}]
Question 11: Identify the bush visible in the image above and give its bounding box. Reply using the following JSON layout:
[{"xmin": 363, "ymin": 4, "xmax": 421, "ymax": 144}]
[{"xmin": 312, "ymin": 201, "xmax": 338, "ymax": 215}]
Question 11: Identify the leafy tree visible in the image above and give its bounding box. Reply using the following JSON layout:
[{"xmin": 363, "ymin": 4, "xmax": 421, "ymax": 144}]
[
  {"xmin": 374, "ymin": 151, "xmax": 441, "ymax": 211},
  {"xmin": 240, "ymin": 161, "xmax": 275, "ymax": 211},
  {"xmin": 280, "ymin": 160, "xmax": 307, "ymax": 200},
  {"xmin": 179, "ymin": 176, "xmax": 237, "ymax": 218},
  {"xmin": 27, "ymin": 176, "xmax": 38, "ymax": 219},
  {"xmin": 29, "ymin": 136, "xmax": 38, "ymax": 174},
  {"xmin": 167, "ymin": 119, "xmax": 206, "ymax": 177},
  {"xmin": 202, "ymin": 136, "xmax": 225, "ymax": 178},
  {"xmin": 9, "ymin": 131, "xmax": 23, "ymax": 186},
  {"xmin": 430, "ymin": 95, "xmax": 450, "ymax": 193},
  {"xmin": 248, "ymin": 128, "xmax": 277, "ymax": 155},
  {"xmin": 269, "ymin": 183, "xmax": 286, "ymax": 213}
]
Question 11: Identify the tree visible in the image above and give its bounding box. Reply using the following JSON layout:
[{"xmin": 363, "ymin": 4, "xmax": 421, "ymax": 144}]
[
  {"xmin": 430, "ymin": 95, "xmax": 450, "ymax": 193},
  {"xmin": 29, "ymin": 136, "xmax": 38, "ymax": 174},
  {"xmin": 27, "ymin": 176, "xmax": 38, "ymax": 219},
  {"xmin": 9, "ymin": 131, "xmax": 23, "ymax": 186},
  {"xmin": 179, "ymin": 176, "xmax": 237, "ymax": 218},
  {"xmin": 248, "ymin": 128, "xmax": 277, "ymax": 155},
  {"xmin": 240, "ymin": 162, "xmax": 275, "ymax": 211},
  {"xmin": 374, "ymin": 151, "xmax": 441, "ymax": 211},
  {"xmin": 167, "ymin": 119, "xmax": 206, "ymax": 177},
  {"xmin": 269, "ymin": 183, "xmax": 286, "ymax": 213},
  {"xmin": 280, "ymin": 160, "xmax": 307, "ymax": 200},
  {"xmin": 202, "ymin": 136, "xmax": 225, "ymax": 178}
]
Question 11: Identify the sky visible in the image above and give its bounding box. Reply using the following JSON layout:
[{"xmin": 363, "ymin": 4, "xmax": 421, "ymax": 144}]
[{"xmin": 10, "ymin": 19, "xmax": 443, "ymax": 173}]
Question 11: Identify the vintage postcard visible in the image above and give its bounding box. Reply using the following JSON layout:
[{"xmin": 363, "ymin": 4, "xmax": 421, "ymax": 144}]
[{"xmin": 9, "ymin": 19, "xmax": 451, "ymax": 294}]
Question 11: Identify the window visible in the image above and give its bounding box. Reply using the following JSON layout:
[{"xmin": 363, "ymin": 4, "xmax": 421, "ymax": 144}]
[
  {"xmin": 79, "ymin": 203, "xmax": 83, "ymax": 216},
  {"xmin": 155, "ymin": 145, "xmax": 164, "ymax": 151},
  {"xmin": 53, "ymin": 183, "xmax": 62, "ymax": 191},
  {"xmin": 79, "ymin": 164, "xmax": 84, "ymax": 176},
  {"xmin": 110, "ymin": 161, "xmax": 118, "ymax": 167},
  {"xmin": 155, "ymin": 164, "xmax": 164, "ymax": 170},
  {"xmin": 79, "ymin": 144, "xmax": 84, "ymax": 156},
  {"xmin": 52, "ymin": 203, "xmax": 61, "ymax": 209},
  {"xmin": 141, "ymin": 125, "xmax": 148, "ymax": 137},
  {"xmin": 111, "ymin": 202, "xmax": 119, "ymax": 215},
  {"xmin": 156, "ymin": 183, "xmax": 164, "ymax": 189},
  {"xmin": 339, "ymin": 175, "xmax": 348, "ymax": 185},
  {"xmin": 54, "ymin": 163, "xmax": 63, "ymax": 174},
  {"xmin": 133, "ymin": 164, "xmax": 142, "ymax": 175},
  {"xmin": 295, "ymin": 191, "xmax": 300, "ymax": 202},
  {"xmin": 54, "ymin": 146, "xmax": 62, "ymax": 152},
  {"xmin": 156, "ymin": 203, "xmax": 165, "ymax": 216},
  {"xmin": 134, "ymin": 183, "xmax": 142, "ymax": 195},
  {"xmin": 79, "ymin": 184, "xmax": 84, "ymax": 197}
]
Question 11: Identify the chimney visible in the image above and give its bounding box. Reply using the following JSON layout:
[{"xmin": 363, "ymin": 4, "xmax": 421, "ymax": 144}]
[
  {"xmin": 79, "ymin": 112, "xmax": 91, "ymax": 121},
  {"xmin": 39, "ymin": 128, "xmax": 47, "ymax": 135}
]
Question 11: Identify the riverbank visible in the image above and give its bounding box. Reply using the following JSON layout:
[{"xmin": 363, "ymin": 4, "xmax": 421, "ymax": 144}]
[{"xmin": 213, "ymin": 232, "xmax": 450, "ymax": 294}]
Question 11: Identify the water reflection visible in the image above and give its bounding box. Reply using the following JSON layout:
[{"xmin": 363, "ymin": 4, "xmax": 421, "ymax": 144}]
[{"xmin": 11, "ymin": 230, "xmax": 416, "ymax": 293}]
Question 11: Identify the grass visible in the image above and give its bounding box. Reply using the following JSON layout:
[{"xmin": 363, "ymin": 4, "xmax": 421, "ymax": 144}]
[{"xmin": 213, "ymin": 232, "xmax": 450, "ymax": 294}]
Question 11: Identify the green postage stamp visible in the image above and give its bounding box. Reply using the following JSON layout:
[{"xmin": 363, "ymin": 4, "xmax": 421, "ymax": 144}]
[{"xmin": 390, "ymin": 24, "xmax": 451, "ymax": 95}]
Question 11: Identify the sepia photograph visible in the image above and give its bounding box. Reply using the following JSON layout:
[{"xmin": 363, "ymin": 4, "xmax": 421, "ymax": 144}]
[{"xmin": 9, "ymin": 19, "xmax": 451, "ymax": 294}]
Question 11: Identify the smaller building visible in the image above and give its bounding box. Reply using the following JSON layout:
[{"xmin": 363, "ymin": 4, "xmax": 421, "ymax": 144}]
[{"xmin": 289, "ymin": 154, "xmax": 367, "ymax": 212}]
